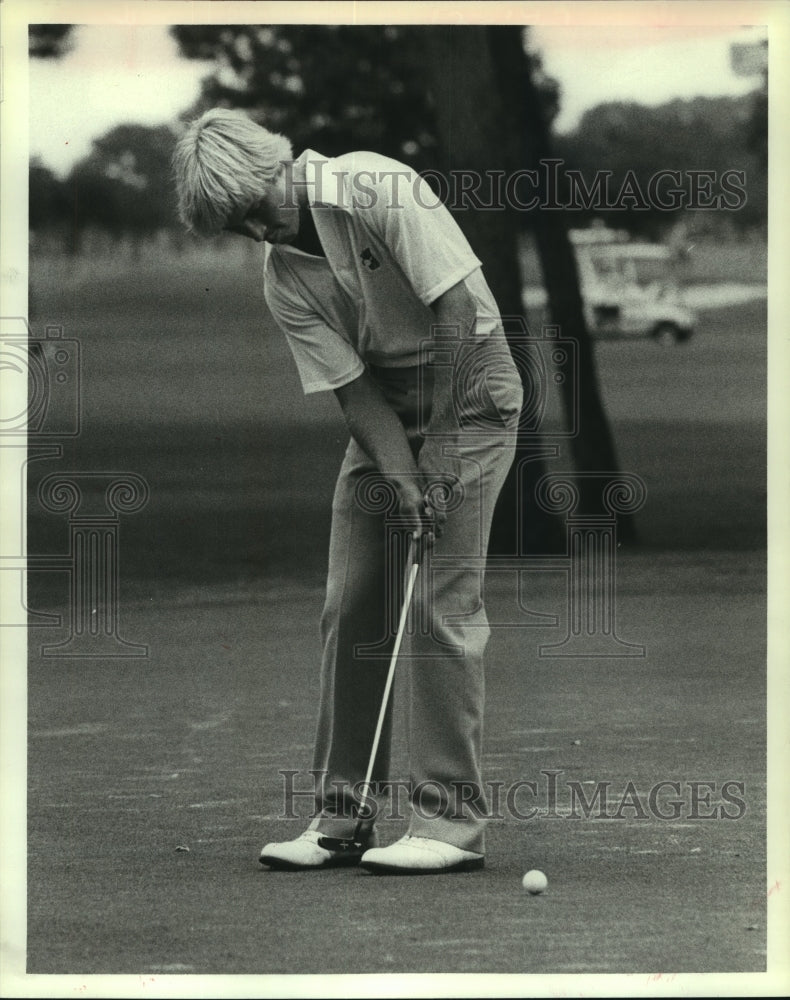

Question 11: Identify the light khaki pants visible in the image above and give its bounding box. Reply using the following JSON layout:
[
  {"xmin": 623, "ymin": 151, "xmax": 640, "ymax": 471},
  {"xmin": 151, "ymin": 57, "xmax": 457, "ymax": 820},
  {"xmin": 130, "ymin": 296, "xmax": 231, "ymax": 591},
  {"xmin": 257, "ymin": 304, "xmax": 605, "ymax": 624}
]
[{"xmin": 309, "ymin": 333, "xmax": 522, "ymax": 852}]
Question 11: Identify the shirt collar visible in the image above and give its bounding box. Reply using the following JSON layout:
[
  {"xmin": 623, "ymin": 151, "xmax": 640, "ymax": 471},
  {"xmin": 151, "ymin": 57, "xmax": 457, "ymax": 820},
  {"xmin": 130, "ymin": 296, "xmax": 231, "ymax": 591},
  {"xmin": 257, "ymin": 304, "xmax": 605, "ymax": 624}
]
[
  {"xmin": 294, "ymin": 149, "xmax": 353, "ymax": 213},
  {"xmin": 263, "ymin": 150, "xmax": 348, "ymax": 264}
]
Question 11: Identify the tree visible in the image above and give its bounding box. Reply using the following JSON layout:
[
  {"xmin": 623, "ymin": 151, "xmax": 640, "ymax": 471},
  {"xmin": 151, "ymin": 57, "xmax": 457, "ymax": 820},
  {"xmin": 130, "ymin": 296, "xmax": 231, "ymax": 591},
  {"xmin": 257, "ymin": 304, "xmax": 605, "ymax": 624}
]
[
  {"xmin": 29, "ymin": 24, "xmax": 74, "ymax": 59},
  {"xmin": 746, "ymin": 71, "xmax": 767, "ymax": 174},
  {"xmin": 29, "ymin": 158, "xmax": 69, "ymax": 232},
  {"xmin": 417, "ymin": 27, "xmax": 562, "ymax": 552},
  {"xmin": 556, "ymin": 94, "xmax": 767, "ymax": 234},
  {"xmin": 66, "ymin": 123, "xmax": 179, "ymax": 245},
  {"xmin": 490, "ymin": 27, "xmax": 631, "ymax": 539},
  {"xmin": 418, "ymin": 26, "xmax": 629, "ymax": 547}
]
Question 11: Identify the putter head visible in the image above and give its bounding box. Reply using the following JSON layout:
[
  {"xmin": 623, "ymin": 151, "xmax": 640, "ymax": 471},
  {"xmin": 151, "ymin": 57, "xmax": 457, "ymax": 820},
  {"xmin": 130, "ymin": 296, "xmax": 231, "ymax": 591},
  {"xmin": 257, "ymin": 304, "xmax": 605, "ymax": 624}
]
[{"xmin": 316, "ymin": 835, "xmax": 364, "ymax": 853}]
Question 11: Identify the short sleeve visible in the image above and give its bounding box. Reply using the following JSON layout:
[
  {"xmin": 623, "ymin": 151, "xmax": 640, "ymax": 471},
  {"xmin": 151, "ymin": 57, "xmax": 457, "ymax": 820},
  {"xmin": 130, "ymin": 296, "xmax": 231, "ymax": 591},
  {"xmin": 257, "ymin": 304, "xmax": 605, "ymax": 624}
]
[
  {"xmin": 344, "ymin": 153, "xmax": 482, "ymax": 305},
  {"xmin": 264, "ymin": 281, "xmax": 365, "ymax": 395}
]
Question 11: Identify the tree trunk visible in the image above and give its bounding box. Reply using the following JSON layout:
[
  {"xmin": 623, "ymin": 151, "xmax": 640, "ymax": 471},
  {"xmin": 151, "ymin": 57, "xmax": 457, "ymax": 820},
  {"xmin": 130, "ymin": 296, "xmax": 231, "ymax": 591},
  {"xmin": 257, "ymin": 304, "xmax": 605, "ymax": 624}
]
[
  {"xmin": 420, "ymin": 26, "xmax": 563, "ymax": 555},
  {"xmin": 487, "ymin": 27, "xmax": 635, "ymax": 541}
]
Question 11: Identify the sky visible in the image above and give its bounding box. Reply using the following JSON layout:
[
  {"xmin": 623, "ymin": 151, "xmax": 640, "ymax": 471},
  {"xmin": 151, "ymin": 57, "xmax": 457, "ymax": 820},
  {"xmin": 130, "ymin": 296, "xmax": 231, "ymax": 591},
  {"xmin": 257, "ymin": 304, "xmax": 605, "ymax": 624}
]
[
  {"xmin": 28, "ymin": 22, "xmax": 767, "ymax": 178},
  {"xmin": 530, "ymin": 24, "xmax": 766, "ymax": 131}
]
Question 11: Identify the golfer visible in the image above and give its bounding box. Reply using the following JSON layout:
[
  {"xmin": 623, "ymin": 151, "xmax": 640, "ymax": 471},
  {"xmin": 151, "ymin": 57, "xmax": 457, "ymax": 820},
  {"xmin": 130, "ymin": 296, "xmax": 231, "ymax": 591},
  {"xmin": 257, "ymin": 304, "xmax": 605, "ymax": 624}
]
[{"xmin": 173, "ymin": 108, "xmax": 522, "ymax": 874}]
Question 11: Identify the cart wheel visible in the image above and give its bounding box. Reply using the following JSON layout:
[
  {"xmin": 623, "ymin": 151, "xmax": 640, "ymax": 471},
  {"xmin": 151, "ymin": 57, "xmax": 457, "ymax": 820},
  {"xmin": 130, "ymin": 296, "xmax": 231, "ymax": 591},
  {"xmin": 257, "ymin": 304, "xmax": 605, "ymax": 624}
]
[{"xmin": 652, "ymin": 322, "xmax": 680, "ymax": 344}]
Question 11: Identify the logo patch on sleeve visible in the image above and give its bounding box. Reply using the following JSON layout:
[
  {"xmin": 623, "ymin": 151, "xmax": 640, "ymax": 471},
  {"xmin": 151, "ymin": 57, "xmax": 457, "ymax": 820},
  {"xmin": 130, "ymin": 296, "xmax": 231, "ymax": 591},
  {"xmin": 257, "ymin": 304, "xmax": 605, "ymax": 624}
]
[{"xmin": 360, "ymin": 248, "xmax": 381, "ymax": 271}]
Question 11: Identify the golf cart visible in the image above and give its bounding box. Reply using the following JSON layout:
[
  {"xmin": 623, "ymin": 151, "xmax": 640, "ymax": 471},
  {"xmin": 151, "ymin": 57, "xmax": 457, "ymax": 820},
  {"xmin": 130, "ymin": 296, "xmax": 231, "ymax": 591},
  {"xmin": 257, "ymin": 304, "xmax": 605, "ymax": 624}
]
[{"xmin": 570, "ymin": 229, "xmax": 695, "ymax": 343}]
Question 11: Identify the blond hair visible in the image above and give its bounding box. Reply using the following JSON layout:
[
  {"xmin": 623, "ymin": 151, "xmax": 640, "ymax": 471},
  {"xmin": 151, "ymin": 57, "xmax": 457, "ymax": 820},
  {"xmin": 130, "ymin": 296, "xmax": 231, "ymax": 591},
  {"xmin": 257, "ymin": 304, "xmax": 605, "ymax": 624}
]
[{"xmin": 173, "ymin": 108, "xmax": 294, "ymax": 236}]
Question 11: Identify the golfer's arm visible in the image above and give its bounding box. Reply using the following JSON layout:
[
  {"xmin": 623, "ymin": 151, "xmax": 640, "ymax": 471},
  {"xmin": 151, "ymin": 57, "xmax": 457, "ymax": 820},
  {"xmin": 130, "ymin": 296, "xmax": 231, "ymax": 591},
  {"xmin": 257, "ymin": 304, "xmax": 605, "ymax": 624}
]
[
  {"xmin": 425, "ymin": 279, "xmax": 478, "ymax": 436},
  {"xmin": 334, "ymin": 372, "xmax": 423, "ymax": 505}
]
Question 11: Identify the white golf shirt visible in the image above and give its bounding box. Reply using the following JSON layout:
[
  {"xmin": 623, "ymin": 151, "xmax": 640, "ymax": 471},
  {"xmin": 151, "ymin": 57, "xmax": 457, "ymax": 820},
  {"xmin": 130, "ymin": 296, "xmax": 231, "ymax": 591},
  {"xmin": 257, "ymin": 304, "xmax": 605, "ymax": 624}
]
[{"xmin": 263, "ymin": 149, "xmax": 501, "ymax": 394}]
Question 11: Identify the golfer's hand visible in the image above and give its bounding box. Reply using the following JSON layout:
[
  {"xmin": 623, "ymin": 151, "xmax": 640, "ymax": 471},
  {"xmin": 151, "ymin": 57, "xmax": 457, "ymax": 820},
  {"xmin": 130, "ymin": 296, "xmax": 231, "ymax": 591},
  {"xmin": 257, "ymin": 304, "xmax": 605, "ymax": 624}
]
[
  {"xmin": 417, "ymin": 444, "xmax": 462, "ymax": 542},
  {"xmin": 398, "ymin": 484, "xmax": 443, "ymax": 545}
]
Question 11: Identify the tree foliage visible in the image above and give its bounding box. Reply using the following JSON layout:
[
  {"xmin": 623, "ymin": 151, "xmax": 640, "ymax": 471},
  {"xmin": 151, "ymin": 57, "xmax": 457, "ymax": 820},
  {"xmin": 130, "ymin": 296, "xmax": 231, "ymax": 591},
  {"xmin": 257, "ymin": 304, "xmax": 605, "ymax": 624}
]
[
  {"xmin": 30, "ymin": 125, "xmax": 179, "ymax": 250},
  {"xmin": 29, "ymin": 159, "xmax": 70, "ymax": 231},
  {"xmin": 172, "ymin": 25, "xmax": 439, "ymax": 169},
  {"xmin": 555, "ymin": 94, "xmax": 767, "ymax": 232},
  {"xmin": 746, "ymin": 72, "xmax": 768, "ymax": 171},
  {"xmin": 171, "ymin": 24, "xmax": 559, "ymax": 175},
  {"xmin": 29, "ymin": 24, "xmax": 74, "ymax": 59},
  {"xmin": 56, "ymin": 124, "xmax": 179, "ymax": 244}
]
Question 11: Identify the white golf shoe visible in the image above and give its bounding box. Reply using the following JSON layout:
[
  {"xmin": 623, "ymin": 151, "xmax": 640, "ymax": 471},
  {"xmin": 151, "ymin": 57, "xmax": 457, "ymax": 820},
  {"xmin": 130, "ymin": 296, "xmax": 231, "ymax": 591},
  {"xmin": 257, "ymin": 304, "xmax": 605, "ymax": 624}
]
[
  {"xmin": 360, "ymin": 835, "xmax": 484, "ymax": 875},
  {"xmin": 258, "ymin": 829, "xmax": 377, "ymax": 870}
]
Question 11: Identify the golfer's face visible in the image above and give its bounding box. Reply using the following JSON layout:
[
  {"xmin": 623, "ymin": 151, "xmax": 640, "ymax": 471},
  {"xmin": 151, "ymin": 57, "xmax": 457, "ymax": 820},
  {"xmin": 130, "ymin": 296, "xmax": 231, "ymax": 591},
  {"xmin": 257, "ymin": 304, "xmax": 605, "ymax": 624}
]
[{"xmin": 224, "ymin": 175, "xmax": 299, "ymax": 244}]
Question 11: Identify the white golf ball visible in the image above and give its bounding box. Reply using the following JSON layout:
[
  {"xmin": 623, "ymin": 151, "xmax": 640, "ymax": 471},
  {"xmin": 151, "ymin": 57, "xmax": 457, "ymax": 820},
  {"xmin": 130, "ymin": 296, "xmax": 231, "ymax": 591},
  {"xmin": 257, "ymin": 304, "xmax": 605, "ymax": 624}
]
[{"xmin": 522, "ymin": 869, "xmax": 548, "ymax": 894}]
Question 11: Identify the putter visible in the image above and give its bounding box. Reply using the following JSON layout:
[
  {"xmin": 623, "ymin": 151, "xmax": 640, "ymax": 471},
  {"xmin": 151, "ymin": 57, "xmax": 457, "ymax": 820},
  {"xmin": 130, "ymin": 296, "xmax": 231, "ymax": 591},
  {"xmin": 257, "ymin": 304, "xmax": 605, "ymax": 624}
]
[{"xmin": 318, "ymin": 532, "xmax": 422, "ymax": 855}]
